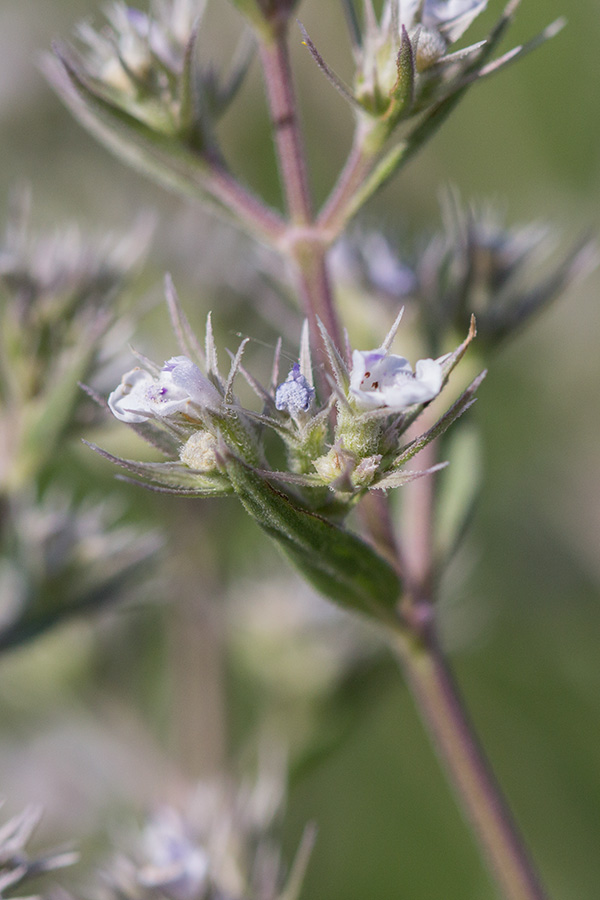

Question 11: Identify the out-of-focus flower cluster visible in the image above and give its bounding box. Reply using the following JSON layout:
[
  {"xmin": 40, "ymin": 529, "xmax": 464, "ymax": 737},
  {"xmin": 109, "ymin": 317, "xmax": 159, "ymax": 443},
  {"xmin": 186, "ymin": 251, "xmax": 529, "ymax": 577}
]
[
  {"xmin": 414, "ymin": 195, "xmax": 598, "ymax": 353},
  {"xmin": 0, "ymin": 195, "xmax": 160, "ymax": 653},
  {"xmin": 0, "ymin": 491, "xmax": 161, "ymax": 654},
  {"xmin": 47, "ymin": 1, "xmax": 252, "ymax": 160},
  {"xmin": 0, "ymin": 192, "xmax": 148, "ymax": 492},
  {"xmin": 333, "ymin": 194, "xmax": 597, "ymax": 356},
  {"xmin": 0, "ymin": 804, "xmax": 77, "ymax": 899},
  {"xmin": 227, "ymin": 572, "xmax": 387, "ymax": 769},
  {"xmin": 100, "ymin": 768, "xmax": 311, "ymax": 900}
]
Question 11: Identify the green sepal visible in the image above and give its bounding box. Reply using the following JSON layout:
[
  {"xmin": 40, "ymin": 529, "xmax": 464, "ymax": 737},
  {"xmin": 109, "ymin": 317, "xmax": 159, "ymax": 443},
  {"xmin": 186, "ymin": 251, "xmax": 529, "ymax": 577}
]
[
  {"xmin": 223, "ymin": 453, "xmax": 402, "ymax": 623},
  {"xmin": 388, "ymin": 26, "xmax": 415, "ymax": 128},
  {"xmin": 389, "ymin": 369, "xmax": 486, "ymax": 471},
  {"xmin": 400, "ymin": 316, "xmax": 478, "ymax": 434},
  {"xmin": 86, "ymin": 442, "xmax": 233, "ymax": 496}
]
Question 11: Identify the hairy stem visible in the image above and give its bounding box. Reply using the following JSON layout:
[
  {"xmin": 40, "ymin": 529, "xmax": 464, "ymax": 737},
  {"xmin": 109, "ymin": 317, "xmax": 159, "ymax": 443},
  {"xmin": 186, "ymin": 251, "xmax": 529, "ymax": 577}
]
[
  {"xmin": 258, "ymin": 31, "xmax": 313, "ymax": 225},
  {"xmin": 394, "ymin": 421, "xmax": 548, "ymax": 899},
  {"xmin": 258, "ymin": 27, "xmax": 342, "ymax": 359},
  {"xmin": 393, "ymin": 619, "xmax": 549, "ymax": 900}
]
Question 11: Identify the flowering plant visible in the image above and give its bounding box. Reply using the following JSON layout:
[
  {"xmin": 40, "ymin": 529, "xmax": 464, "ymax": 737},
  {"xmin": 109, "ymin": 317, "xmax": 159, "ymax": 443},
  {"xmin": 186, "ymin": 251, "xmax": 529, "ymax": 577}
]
[{"xmin": 0, "ymin": 2, "xmax": 595, "ymax": 900}]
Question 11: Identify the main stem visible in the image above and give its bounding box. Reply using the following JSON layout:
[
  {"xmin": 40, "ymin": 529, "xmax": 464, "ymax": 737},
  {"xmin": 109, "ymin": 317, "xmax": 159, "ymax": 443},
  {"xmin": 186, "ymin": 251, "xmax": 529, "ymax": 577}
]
[
  {"xmin": 399, "ymin": 430, "xmax": 548, "ymax": 900},
  {"xmin": 258, "ymin": 28, "xmax": 342, "ymax": 352},
  {"xmin": 394, "ymin": 620, "xmax": 548, "ymax": 900},
  {"xmin": 257, "ymin": 19, "xmax": 547, "ymax": 900}
]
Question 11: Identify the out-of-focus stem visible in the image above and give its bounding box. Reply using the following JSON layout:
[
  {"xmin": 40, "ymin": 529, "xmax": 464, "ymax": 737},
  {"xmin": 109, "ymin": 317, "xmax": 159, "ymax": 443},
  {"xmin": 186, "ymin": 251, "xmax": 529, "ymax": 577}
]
[
  {"xmin": 290, "ymin": 233, "xmax": 342, "ymax": 359},
  {"xmin": 317, "ymin": 132, "xmax": 376, "ymax": 239},
  {"xmin": 204, "ymin": 159, "xmax": 286, "ymax": 244},
  {"xmin": 393, "ymin": 620, "xmax": 549, "ymax": 900},
  {"xmin": 400, "ymin": 426, "xmax": 438, "ymax": 603}
]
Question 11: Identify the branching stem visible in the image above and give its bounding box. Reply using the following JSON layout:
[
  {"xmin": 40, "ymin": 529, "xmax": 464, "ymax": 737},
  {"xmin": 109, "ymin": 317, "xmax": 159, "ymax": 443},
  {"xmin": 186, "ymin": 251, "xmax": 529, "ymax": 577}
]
[
  {"xmin": 257, "ymin": 18, "xmax": 548, "ymax": 900},
  {"xmin": 317, "ymin": 130, "xmax": 376, "ymax": 239}
]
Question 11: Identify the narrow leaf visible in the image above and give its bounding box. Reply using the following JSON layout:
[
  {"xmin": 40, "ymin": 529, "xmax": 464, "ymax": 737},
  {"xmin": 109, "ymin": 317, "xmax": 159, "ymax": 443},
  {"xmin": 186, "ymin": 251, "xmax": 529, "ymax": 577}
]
[
  {"xmin": 316, "ymin": 318, "xmax": 349, "ymax": 392},
  {"xmin": 164, "ymin": 274, "xmax": 206, "ymax": 366},
  {"xmin": 373, "ymin": 461, "xmax": 448, "ymax": 491},
  {"xmin": 391, "ymin": 370, "xmax": 486, "ymax": 469},
  {"xmin": 224, "ymin": 454, "xmax": 402, "ymax": 622},
  {"xmin": 298, "ymin": 23, "xmax": 360, "ymax": 108},
  {"xmin": 84, "ymin": 441, "xmax": 232, "ymax": 493}
]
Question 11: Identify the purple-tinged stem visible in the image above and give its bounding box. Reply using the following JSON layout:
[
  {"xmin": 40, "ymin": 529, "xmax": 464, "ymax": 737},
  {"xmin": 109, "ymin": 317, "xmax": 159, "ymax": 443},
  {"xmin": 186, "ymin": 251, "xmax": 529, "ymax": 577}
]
[
  {"xmin": 257, "ymin": 28, "xmax": 342, "ymax": 357},
  {"xmin": 394, "ymin": 618, "xmax": 549, "ymax": 900},
  {"xmin": 394, "ymin": 414, "xmax": 549, "ymax": 900},
  {"xmin": 204, "ymin": 159, "xmax": 286, "ymax": 244},
  {"xmin": 258, "ymin": 33, "xmax": 313, "ymax": 226},
  {"xmin": 317, "ymin": 130, "xmax": 376, "ymax": 239}
]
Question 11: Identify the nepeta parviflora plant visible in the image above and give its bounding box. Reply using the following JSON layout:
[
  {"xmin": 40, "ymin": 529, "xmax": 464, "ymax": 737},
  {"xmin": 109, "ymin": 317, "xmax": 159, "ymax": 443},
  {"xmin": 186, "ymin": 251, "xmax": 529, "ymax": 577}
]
[{"xmin": 14, "ymin": 0, "xmax": 591, "ymax": 898}]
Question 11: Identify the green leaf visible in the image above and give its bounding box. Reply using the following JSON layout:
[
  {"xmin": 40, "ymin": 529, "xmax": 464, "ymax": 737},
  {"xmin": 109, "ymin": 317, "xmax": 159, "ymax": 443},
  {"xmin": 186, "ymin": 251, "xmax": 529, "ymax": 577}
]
[
  {"xmin": 86, "ymin": 442, "xmax": 233, "ymax": 496},
  {"xmin": 224, "ymin": 453, "xmax": 402, "ymax": 622}
]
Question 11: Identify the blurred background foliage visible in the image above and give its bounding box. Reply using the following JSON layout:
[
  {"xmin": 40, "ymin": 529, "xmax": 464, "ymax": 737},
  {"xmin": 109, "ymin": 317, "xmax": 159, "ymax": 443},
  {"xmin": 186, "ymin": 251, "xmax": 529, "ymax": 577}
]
[{"xmin": 0, "ymin": 1, "xmax": 599, "ymax": 898}]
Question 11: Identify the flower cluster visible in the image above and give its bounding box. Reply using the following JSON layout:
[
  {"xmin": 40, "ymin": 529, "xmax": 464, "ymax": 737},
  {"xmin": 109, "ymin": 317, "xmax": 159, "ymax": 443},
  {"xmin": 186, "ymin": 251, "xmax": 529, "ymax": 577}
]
[
  {"xmin": 103, "ymin": 283, "xmax": 477, "ymax": 499},
  {"xmin": 98, "ymin": 280, "xmax": 481, "ymax": 621},
  {"xmin": 301, "ymin": 0, "xmax": 564, "ymax": 147},
  {"xmin": 47, "ymin": 0, "xmax": 252, "ymax": 153},
  {"xmin": 414, "ymin": 194, "xmax": 598, "ymax": 351},
  {"xmin": 0, "ymin": 489, "xmax": 161, "ymax": 654},
  {"xmin": 334, "ymin": 193, "xmax": 598, "ymax": 356},
  {"xmin": 100, "ymin": 768, "xmax": 311, "ymax": 900},
  {"xmin": 0, "ymin": 192, "xmax": 148, "ymax": 493}
]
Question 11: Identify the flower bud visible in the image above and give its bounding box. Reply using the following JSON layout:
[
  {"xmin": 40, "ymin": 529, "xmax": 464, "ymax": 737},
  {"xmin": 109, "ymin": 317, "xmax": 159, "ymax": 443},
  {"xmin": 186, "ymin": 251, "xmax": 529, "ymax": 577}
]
[{"xmin": 179, "ymin": 431, "xmax": 219, "ymax": 472}]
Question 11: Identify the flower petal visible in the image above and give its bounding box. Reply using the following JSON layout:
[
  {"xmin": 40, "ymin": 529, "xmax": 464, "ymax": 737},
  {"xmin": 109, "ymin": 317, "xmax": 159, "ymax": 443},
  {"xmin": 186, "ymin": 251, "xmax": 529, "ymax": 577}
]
[{"xmin": 108, "ymin": 367, "xmax": 155, "ymax": 423}]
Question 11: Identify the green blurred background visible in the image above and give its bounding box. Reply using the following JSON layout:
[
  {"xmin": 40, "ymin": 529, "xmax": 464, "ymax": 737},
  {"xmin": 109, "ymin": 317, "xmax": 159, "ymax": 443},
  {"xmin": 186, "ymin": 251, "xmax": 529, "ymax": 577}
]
[{"xmin": 1, "ymin": 1, "xmax": 599, "ymax": 898}]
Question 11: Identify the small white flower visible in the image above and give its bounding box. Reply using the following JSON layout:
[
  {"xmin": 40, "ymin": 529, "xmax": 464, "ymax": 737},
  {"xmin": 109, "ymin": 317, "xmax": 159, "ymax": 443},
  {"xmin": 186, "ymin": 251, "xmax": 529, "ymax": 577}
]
[
  {"xmin": 275, "ymin": 364, "xmax": 315, "ymax": 416},
  {"xmin": 108, "ymin": 356, "xmax": 221, "ymax": 423},
  {"xmin": 349, "ymin": 348, "xmax": 443, "ymax": 411}
]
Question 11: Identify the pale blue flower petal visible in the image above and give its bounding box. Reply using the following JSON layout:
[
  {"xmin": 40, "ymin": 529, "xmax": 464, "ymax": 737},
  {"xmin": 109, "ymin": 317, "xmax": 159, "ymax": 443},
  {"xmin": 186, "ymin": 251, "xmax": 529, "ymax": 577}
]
[{"xmin": 275, "ymin": 364, "xmax": 315, "ymax": 415}]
